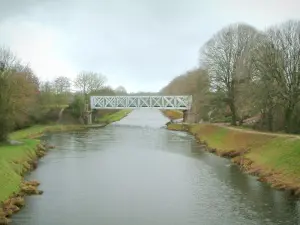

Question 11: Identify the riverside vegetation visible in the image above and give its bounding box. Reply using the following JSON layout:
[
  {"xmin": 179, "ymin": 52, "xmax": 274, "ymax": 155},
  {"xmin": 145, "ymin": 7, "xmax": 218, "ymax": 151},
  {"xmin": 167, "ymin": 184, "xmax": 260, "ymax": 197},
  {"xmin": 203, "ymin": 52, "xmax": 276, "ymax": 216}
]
[
  {"xmin": 160, "ymin": 20, "xmax": 300, "ymax": 134},
  {"xmin": 0, "ymin": 46, "xmax": 132, "ymax": 224},
  {"xmin": 159, "ymin": 19, "xmax": 300, "ymax": 195},
  {"xmin": 0, "ymin": 137, "xmax": 47, "ymax": 224},
  {"xmin": 167, "ymin": 123, "xmax": 300, "ymax": 196},
  {"xmin": 96, "ymin": 109, "xmax": 132, "ymax": 124},
  {"xmin": 161, "ymin": 110, "xmax": 183, "ymax": 120},
  {"xmin": 0, "ymin": 110, "xmax": 131, "ymax": 224},
  {"xmin": 2, "ymin": 18, "xmax": 300, "ymax": 223}
]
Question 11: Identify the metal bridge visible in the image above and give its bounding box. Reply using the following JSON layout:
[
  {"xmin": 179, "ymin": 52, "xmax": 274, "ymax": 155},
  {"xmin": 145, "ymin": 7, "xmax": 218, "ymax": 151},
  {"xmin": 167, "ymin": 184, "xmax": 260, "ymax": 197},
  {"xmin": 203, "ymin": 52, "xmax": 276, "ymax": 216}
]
[{"xmin": 90, "ymin": 95, "xmax": 192, "ymax": 110}]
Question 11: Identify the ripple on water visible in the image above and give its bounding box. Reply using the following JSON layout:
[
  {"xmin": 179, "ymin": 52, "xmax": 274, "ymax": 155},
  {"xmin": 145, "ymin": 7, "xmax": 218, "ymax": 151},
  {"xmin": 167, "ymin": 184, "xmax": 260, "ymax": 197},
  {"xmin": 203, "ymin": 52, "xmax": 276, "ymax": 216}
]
[{"xmin": 11, "ymin": 109, "xmax": 300, "ymax": 225}]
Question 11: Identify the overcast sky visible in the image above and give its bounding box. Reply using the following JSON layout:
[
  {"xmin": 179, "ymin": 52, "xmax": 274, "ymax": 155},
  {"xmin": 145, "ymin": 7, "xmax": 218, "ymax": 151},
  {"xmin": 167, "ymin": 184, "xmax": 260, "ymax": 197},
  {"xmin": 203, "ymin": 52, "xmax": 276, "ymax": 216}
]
[{"xmin": 0, "ymin": 0, "xmax": 299, "ymax": 92}]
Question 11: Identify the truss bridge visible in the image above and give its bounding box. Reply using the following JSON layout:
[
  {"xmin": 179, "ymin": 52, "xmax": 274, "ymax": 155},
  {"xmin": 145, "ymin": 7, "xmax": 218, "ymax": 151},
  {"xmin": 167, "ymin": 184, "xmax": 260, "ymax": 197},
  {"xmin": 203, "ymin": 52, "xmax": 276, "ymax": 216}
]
[{"xmin": 90, "ymin": 95, "xmax": 192, "ymax": 110}]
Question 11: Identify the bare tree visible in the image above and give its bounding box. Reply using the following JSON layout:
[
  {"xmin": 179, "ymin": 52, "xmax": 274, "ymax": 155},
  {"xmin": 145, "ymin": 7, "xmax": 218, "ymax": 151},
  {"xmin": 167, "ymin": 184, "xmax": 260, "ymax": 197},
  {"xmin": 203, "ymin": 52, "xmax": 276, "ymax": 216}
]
[
  {"xmin": 74, "ymin": 71, "xmax": 107, "ymax": 97},
  {"xmin": 51, "ymin": 76, "xmax": 71, "ymax": 105},
  {"xmin": 115, "ymin": 86, "xmax": 127, "ymax": 95},
  {"xmin": 54, "ymin": 76, "xmax": 71, "ymax": 94},
  {"xmin": 268, "ymin": 21, "xmax": 300, "ymax": 133},
  {"xmin": 200, "ymin": 23, "xmax": 258, "ymax": 125},
  {"xmin": 251, "ymin": 20, "xmax": 300, "ymax": 132},
  {"xmin": 90, "ymin": 85, "xmax": 116, "ymax": 96},
  {"xmin": 39, "ymin": 81, "xmax": 56, "ymax": 106},
  {"xmin": 247, "ymin": 31, "xmax": 282, "ymax": 131},
  {"xmin": 0, "ymin": 46, "xmax": 19, "ymax": 70},
  {"xmin": 160, "ymin": 68, "xmax": 211, "ymax": 122}
]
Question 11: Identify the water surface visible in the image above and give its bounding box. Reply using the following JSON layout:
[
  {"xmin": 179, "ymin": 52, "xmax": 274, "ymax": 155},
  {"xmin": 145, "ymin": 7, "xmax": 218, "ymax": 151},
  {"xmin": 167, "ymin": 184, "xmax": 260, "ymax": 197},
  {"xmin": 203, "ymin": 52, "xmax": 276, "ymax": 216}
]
[{"xmin": 12, "ymin": 109, "xmax": 300, "ymax": 225}]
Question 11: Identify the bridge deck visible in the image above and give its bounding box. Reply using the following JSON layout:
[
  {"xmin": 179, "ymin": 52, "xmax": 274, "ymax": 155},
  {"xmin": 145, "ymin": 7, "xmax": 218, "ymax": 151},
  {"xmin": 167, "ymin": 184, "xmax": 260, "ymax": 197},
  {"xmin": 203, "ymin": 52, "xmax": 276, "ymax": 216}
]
[{"xmin": 90, "ymin": 95, "xmax": 192, "ymax": 110}]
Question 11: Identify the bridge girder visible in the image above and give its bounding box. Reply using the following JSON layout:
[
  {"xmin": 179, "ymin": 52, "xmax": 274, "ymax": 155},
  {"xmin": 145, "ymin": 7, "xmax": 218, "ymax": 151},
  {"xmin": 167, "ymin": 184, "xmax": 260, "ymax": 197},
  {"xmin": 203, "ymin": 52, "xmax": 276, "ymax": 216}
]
[{"xmin": 90, "ymin": 95, "xmax": 192, "ymax": 110}]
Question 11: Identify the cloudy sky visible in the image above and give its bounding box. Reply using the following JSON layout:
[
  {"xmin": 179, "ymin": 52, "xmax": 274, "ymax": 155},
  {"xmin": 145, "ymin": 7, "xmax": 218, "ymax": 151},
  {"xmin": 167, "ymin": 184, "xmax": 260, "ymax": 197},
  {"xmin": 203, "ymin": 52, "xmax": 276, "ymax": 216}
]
[{"xmin": 0, "ymin": 0, "xmax": 299, "ymax": 92}]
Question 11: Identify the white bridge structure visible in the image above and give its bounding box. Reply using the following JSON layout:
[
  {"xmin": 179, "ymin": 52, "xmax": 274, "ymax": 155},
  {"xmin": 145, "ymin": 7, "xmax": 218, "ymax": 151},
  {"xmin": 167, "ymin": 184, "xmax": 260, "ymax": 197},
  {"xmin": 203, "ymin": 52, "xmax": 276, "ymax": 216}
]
[{"xmin": 90, "ymin": 95, "xmax": 192, "ymax": 110}]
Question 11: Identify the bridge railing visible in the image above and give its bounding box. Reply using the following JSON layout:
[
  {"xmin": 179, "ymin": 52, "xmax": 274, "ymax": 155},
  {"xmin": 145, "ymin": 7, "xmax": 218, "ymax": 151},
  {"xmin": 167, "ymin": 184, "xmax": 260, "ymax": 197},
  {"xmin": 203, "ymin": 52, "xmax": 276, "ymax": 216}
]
[{"xmin": 90, "ymin": 95, "xmax": 192, "ymax": 110}]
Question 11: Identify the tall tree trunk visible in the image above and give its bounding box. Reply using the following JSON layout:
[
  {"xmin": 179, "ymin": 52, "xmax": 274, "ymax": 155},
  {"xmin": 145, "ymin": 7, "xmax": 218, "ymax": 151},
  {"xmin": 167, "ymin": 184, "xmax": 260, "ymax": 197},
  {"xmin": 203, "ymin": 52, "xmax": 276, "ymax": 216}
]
[
  {"xmin": 0, "ymin": 133, "xmax": 8, "ymax": 143},
  {"xmin": 284, "ymin": 107, "xmax": 294, "ymax": 133},
  {"xmin": 229, "ymin": 100, "xmax": 237, "ymax": 126},
  {"xmin": 267, "ymin": 109, "xmax": 273, "ymax": 132}
]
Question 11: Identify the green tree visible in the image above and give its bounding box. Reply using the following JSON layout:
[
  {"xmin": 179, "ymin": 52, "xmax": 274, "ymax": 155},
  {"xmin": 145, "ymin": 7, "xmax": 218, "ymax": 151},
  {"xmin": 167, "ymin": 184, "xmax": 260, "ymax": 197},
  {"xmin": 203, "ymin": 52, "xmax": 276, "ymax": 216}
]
[
  {"xmin": 0, "ymin": 47, "xmax": 40, "ymax": 141},
  {"xmin": 0, "ymin": 69, "xmax": 14, "ymax": 142}
]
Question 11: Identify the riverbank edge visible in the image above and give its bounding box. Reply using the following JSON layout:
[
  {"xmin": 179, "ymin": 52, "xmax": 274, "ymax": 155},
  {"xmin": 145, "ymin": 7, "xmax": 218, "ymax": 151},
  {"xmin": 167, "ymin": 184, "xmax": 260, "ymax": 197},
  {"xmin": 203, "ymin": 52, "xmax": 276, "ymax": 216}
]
[
  {"xmin": 167, "ymin": 123, "xmax": 300, "ymax": 196},
  {"xmin": 9, "ymin": 124, "xmax": 88, "ymax": 140},
  {"xmin": 0, "ymin": 141, "xmax": 48, "ymax": 224},
  {"xmin": 95, "ymin": 109, "xmax": 132, "ymax": 124},
  {"xmin": 9, "ymin": 109, "xmax": 133, "ymax": 140},
  {"xmin": 0, "ymin": 110, "xmax": 132, "ymax": 224},
  {"xmin": 160, "ymin": 110, "xmax": 183, "ymax": 120},
  {"xmin": 0, "ymin": 124, "xmax": 84, "ymax": 224}
]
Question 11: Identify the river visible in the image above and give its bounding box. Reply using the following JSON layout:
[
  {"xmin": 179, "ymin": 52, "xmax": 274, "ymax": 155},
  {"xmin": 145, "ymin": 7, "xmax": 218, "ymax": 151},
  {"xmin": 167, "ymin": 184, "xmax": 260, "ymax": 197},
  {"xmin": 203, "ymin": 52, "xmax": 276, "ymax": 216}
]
[{"xmin": 12, "ymin": 109, "xmax": 300, "ymax": 225}]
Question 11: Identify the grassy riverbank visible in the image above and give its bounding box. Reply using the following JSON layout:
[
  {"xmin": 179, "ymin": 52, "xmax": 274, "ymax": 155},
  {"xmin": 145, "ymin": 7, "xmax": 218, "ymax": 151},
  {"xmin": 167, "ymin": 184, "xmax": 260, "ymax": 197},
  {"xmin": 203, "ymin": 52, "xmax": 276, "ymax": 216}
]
[
  {"xmin": 161, "ymin": 110, "xmax": 183, "ymax": 120},
  {"xmin": 10, "ymin": 124, "xmax": 86, "ymax": 140},
  {"xmin": 167, "ymin": 123, "xmax": 300, "ymax": 195},
  {"xmin": 0, "ymin": 110, "xmax": 130, "ymax": 200},
  {"xmin": 0, "ymin": 133, "xmax": 47, "ymax": 223},
  {"xmin": 0, "ymin": 139, "xmax": 39, "ymax": 203},
  {"xmin": 0, "ymin": 124, "xmax": 85, "ymax": 204},
  {"xmin": 0, "ymin": 110, "xmax": 131, "ymax": 223},
  {"xmin": 96, "ymin": 109, "xmax": 132, "ymax": 124}
]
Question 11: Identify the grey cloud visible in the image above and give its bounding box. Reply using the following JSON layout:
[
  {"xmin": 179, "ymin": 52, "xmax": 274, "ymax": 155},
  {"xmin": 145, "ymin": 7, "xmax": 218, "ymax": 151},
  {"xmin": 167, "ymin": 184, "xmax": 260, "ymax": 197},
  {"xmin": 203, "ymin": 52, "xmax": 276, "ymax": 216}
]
[{"xmin": 0, "ymin": 0, "xmax": 300, "ymax": 92}]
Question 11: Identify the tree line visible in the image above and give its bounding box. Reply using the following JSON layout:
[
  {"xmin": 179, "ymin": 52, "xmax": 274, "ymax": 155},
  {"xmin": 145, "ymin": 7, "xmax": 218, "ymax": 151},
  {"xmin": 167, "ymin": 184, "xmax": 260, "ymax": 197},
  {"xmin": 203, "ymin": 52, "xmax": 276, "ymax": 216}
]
[
  {"xmin": 0, "ymin": 47, "xmax": 128, "ymax": 142},
  {"xmin": 161, "ymin": 20, "xmax": 300, "ymax": 134}
]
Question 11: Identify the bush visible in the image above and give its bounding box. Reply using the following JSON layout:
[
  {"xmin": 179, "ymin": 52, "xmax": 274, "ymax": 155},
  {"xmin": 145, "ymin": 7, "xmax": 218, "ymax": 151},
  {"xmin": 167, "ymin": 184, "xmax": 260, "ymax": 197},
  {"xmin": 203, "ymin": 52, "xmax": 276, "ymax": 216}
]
[{"xmin": 68, "ymin": 95, "xmax": 85, "ymax": 119}]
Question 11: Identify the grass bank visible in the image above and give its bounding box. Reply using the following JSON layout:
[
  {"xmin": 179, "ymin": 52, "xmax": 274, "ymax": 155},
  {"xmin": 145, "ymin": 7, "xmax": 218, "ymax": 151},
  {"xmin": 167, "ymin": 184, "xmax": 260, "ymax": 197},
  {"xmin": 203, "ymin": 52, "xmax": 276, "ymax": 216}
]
[
  {"xmin": 0, "ymin": 137, "xmax": 47, "ymax": 223},
  {"xmin": 0, "ymin": 125, "xmax": 87, "ymax": 223},
  {"xmin": 1, "ymin": 125, "xmax": 84, "ymax": 202},
  {"xmin": 167, "ymin": 123, "xmax": 300, "ymax": 195},
  {"xmin": 1, "ymin": 109, "xmax": 131, "ymax": 222},
  {"xmin": 0, "ymin": 110, "xmax": 131, "ymax": 223},
  {"xmin": 161, "ymin": 110, "xmax": 183, "ymax": 120},
  {"xmin": 0, "ymin": 139, "xmax": 39, "ymax": 203},
  {"xmin": 96, "ymin": 109, "xmax": 132, "ymax": 124},
  {"xmin": 10, "ymin": 124, "xmax": 86, "ymax": 140}
]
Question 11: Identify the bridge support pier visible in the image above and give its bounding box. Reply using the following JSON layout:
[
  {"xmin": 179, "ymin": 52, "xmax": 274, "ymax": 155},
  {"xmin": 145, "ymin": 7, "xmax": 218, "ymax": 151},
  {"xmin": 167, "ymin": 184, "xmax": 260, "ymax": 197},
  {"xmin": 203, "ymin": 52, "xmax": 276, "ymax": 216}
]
[
  {"xmin": 183, "ymin": 110, "xmax": 188, "ymax": 123},
  {"xmin": 84, "ymin": 103, "xmax": 92, "ymax": 125},
  {"xmin": 87, "ymin": 113, "xmax": 92, "ymax": 125}
]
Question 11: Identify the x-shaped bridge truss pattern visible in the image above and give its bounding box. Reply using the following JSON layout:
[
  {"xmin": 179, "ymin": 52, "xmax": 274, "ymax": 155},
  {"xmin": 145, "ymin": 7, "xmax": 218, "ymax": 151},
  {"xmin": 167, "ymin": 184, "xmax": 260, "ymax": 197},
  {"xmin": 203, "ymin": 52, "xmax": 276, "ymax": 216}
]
[{"xmin": 90, "ymin": 95, "xmax": 192, "ymax": 110}]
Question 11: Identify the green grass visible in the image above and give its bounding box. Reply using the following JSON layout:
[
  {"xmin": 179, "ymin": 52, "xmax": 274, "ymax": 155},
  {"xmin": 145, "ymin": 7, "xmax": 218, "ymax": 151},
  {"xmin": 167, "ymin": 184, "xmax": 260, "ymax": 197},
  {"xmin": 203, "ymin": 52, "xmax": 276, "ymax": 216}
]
[
  {"xmin": 0, "ymin": 139, "xmax": 39, "ymax": 202},
  {"xmin": 96, "ymin": 109, "xmax": 132, "ymax": 124},
  {"xmin": 247, "ymin": 137, "xmax": 300, "ymax": 177},
  {"xmin": 169, "ymin": 123, "xmax": 275, "ymax": 152},
  {"xmin": 9, "ymin": 124, "xmax": 86, "ymax": 140},
  {"xmin": 9, "ymin": 125, "xmax": 53, "ymax": 140},
  {"xmin": 0, "ymin": 110, "xmax": 129, "ymax": 202},
  {"xmin": 192, "ymin": 125, "xmax": 229, "ymax": 149},
  {"xmin": 168, "ymin": 123, "xmax": 300, "ymax": 186},
  {"xmin": 0, "ymin": 109, "xmax": 130, "ymax": 202},
  {"xmin": 0, "ymin": 124, "xmax": 86, "ymax": 203}
]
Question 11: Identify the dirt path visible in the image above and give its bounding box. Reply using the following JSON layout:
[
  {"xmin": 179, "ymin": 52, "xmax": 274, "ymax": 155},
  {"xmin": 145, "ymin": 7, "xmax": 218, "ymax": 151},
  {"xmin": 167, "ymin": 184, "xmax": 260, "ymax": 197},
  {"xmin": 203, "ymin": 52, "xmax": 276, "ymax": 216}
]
[
  {"xmin": 57, "ymin": 108, "xmax": 65, "ymax": 123},
  {"xmin": 212, "ymin": 123, "xmax": 300, "ymax": 139}
]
